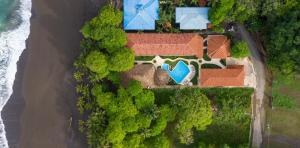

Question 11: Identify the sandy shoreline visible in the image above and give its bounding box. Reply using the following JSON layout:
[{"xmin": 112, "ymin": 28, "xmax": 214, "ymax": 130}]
[{"xmin": 2, "ymin": 0, "xmax": 106, "ymax": 147}]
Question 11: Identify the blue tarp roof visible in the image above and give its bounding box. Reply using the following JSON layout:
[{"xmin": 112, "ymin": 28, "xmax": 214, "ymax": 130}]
[
  {"xmin": 176, "ymin": 7, "xmax": 210, "ymax": 30},
  {"xmin": 123, "ymin": 0, "xmax": 159, "ymax": 30}
]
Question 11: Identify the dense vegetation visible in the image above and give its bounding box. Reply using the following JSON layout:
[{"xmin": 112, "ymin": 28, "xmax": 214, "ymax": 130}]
[{"xmin": 153, "ymin": 88, "xmax": 254, "ymax": 147}]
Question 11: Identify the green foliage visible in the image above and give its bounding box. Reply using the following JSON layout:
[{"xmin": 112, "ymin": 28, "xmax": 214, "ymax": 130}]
[
  {"xmin": 135, "ymin": 90, "xmax": 155, "ymax": 110},
  {"xmin": 137, "ymin": 114, "xmax": 153, "ymax": 130},
  {"xmin": 86, "ymin": 111, "xmax": 109, "ymax": 148},
  {"xmin": 84, "ymin": 82, "xmax": 176, "ymax": 147},
  {"xmin": 144, "ymin": 134, "xmax": 170, "ymax": 148},
  {"xmin": 100, "ymin": 28, "xmax": 127, "ymax": 53},
  {"xmin": 107, "ymin": 72, "xmax": 121, "ymax": 85},
  {"xmin": 123, "ymin": 134, "xmax": 142, "ymax": 148},
  {"xmin": 123, "ymin": 117, "xmax": 139, "ymax": 133},
  {"xmin": 198, "ymin": 88, "xmax": 253, "ymax": 147},
  {"xmin": 73, "ymin": 71, "xmax": 84, "ymax": 82},
  {"xmin": 85, "ymin": 50, "xmax": 109, "ymax": 78},
  {"xmin": 209, "ymin": 0, "xmax": 235, "ymax": 25},
  {"xmin": 127, "ymin": 80, "xmax": 143, "ymax": 97},
  {"xmin": 106, "ymin": 119, "xmax": 126, "ymax": 143},
  {"xmin": 264, "ymin": 6, "xmax": 300, "ymax": 76},
  {"xmin": 171, "ymin": 88, "xmax": 213, "ymax": 144},
  {"xmin": 146, "ymin": 105, "xmax": 176, "ymax": 137},
  {"xmin": 98, "ymin": 5, "xmax": 122, "ymax": 26},
  {"xmin": 211, "ymin": 24, "xmax": 225, "ymax": 33},
  {"xmin": 272, "ymin": 93, "xmax": 297, "ymax": 109},
  {"xmin": 80, "ymin": 5, "xmax": 126, "ymax": 52},
  {"xmin": 109, "ymin": 47, "xmax": 135, "ymax": 72},
  {"xmin": 228, "ymin": 0, "xmax": 259, "ymax": 23},
  {"xmin": 231, "ymin": 41, "xmax": 250, "ymax": 58},
  {"xmin": 261, "ymin": 0, "xmax": 299, "ymax": 16}
]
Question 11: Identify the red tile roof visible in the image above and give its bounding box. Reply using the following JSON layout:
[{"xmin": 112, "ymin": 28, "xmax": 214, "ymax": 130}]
[
  {"xmin": 127, "ymin": 33, "xmax": 204, "ymax": 58},
  {"xmin": 207, "ymin": 35, "xmax": 230, "ymax": 59},
  {"xmin": 200, "ymin": 65, "xmax": 244, "ymax": 87}
]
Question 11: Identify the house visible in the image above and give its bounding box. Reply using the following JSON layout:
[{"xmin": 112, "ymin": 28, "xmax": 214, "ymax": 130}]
[
  {"xmin": 123, "ymin": 0, "xmax": 159, "ymax": 30},
  {"xmin": 176, "ymin": 7, "xmax": 210, "ymax": 30},
  {"xmin": 200, "ymin": 65, "xmax": 245, "ymax": 87},
  {"xmin": 207, "ymin": 35, "xmax": 230, "ymax": 59},
  {"xmin": 127, "ymin": 33, "xmax": 204, "ymax": 58}
]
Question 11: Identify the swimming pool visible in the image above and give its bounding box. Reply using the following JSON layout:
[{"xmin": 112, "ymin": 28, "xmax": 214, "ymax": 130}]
[{"xmin": 162, "ymin": 60, "xmax": 190, "ymax": 84}]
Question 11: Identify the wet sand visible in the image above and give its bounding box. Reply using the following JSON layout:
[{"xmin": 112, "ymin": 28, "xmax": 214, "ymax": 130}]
[{"xmin": 2, "ymin": 0, "xmax": 106, "ymax": 147}]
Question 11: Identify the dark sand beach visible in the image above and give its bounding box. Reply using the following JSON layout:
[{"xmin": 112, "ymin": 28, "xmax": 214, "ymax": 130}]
[{"xmin": 2, "ymin": 0, "xmax": 106, "ymax": 147}]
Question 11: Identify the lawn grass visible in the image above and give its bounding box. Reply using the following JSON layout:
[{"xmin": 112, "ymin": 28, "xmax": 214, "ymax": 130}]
[
  {"xmin": 269, "ymin": 74, "xmax": 300, "ymax": 139},
  {"xmin": 151, "ymin": 87, "xmax": 254, "ymax": 147}
]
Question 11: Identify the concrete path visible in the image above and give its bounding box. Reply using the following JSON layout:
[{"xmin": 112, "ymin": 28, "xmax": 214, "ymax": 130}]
[{"xmin": 237, "ymin": 24, "xmax": 266, "ymax": 148}]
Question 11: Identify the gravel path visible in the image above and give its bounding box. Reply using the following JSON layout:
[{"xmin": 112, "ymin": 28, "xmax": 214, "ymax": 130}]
[{"xmin": 237, "ymin": 24, "xmax": 266, "ymax": 148}]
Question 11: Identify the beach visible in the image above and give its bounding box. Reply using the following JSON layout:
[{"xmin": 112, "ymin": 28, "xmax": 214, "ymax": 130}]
[{"xmin": 2, "ymin": 0, "xmax": 106, "ymax": 147}]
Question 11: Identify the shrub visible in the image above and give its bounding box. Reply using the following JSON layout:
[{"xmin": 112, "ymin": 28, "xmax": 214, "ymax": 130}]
[{"xmin": 231, "ymin": 41, "xmax": 250, "ymax": 58}]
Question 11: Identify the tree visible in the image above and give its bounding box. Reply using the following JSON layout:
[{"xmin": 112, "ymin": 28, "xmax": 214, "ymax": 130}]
[
  {"xmin": 146, "ymin": 105, "xmax": 175, "ymax": 137},
  {"xmin": 81, "ymin": 5, "xmax": 122, "ymax": 39},
  {"xmin": 228, "ymin": 0, "xmax": 259, "ymax": 23},
  {"xmin": 144, "ymin": 134, "xmax": 170, "ymax": 148},
  {"xmin": 85, "ymin": 50, "xmax": 109, "ymax": 78},
  {"xmin": 171, "ymin": 88, "xmax": 213, "ymax": 144},
  {"xmin": 80, "ymin": 5, "xmax": 127, "ymax": 52},
  {"xmin": 86, "ymin": 111, "xmax": 109, "ymax": 147},
  {"xmin": 127, "ymin": 80, "xmax": 143, "ymax": 97},
  {"xmin": 100, "ymin": 28, "xmax": 127, "ymax": 53},
  {"xmin": 231, "ymin": 41, "xmax": 250, "ymax": 58},
  {"xmin": 264, "ymin": 6, "xmax": 300, "ymax": 76},
  {"xmin": 106, "ymin": 119, "xmax": 126, "ymax": 144},
  {"xmin": 134, "ymin": 90, "xmax": 155, "ymax": 110},
  {"xmin": 209, "ymin": 0, "xmax": 235, "ymax": 25},
  {"xmin": 109, "ymin": 47, "xmax": 135, "ymax": 72},
  {"xmin": 123, "ymin": 134, "xmax": 142, "ymax": 148}
]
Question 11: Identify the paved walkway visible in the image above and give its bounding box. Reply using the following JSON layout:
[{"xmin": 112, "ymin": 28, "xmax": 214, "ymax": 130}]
[
  {"xmin": 135, "ymin": 55, "xmax": 225, "ymax": 69},
  {"xmin": 237, "ymin": 24, "xmax": 266, "ymax": 148}
]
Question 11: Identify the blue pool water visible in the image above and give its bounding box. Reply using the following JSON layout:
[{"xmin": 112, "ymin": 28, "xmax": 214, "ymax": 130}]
[{"xmin": 162, "ymin": 61, "xmax": 190, "ymax": 84}]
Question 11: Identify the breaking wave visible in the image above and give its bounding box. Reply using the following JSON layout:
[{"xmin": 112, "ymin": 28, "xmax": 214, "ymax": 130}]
[{"xmin": 0, "ymin": 0, "xmax": 32, "ymax": 147}]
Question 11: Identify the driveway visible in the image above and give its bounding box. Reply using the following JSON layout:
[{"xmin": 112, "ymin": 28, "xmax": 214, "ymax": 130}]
[{"xmin": 236, "ymin": 24, "xmax": 266, "ymax": 148}]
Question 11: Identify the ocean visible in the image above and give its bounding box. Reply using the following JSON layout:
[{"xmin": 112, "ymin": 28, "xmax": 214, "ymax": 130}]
[{"xmin": 0, "ymin": 0, "xmax": 31, "ymax": 147}]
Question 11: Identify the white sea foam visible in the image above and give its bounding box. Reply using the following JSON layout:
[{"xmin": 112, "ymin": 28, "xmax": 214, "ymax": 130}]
[{"xmin": 0, "ymin": 0, "xmax": 32, "ymax": 147}]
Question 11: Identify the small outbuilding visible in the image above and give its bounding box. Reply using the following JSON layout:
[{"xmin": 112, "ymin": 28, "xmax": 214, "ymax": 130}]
[
  {"xmin": 123, "ymin": 0, "xmax": 159, "ymax": 30},
  {"xmin": 176, "ymin": 7, "xmax": 210, "ymax": 30},
  {"xmin": 200, "ymin": 65, "xmax": 245, "ymax": 87}
]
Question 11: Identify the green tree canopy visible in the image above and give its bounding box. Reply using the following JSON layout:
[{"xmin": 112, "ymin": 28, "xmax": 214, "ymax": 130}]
[
  {"xmin": 209, "ymin": 0, "xmax": 235, "ymax": 25},
  {"xmin": 85, "ymin": 50, "xmax": 109, "ymax": 78},
  {"xmin": 265, "ymin": 6, "xmax": 300, "ymax": 75},
  {"xmin": 134, "ymin": 90, "xmax": 155, "ymax": 110},
  {"xmin": 127, "ymin": 80, "xmax": 143, "ymax": 97},
  {"xmin": 109, "ymin": 47, "xmax": 135, "ymax": 72},
  {"xmin": 171, "ymin": 88, "xmax": 213, "ymax": 144},
  {"xmin": 144, "ymin": 134, "xmax": 170, "ymax": 148},
  {"xmin": 231, "ymin": 41, "xmax": 250, "ymax": 58},
  {"xmin": 80, "ymin": 5, "xmax": 127, "ymax": 52}
]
